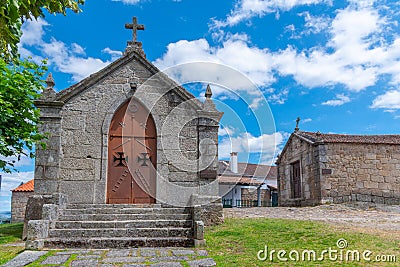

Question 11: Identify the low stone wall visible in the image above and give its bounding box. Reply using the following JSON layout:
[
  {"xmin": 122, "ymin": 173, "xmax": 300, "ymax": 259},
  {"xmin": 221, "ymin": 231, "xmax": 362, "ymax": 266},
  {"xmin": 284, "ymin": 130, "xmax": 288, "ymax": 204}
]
[
  {"xmin": 241, "ymin": 188, "xmax": 270, "ymax": 205},
  {"xmin": 11, "ymin": 191, "xmax": 34, "ymax": 223},
  {"xmin": 192, "ymin": 202, "xmax": 223, "ymax": 226}
]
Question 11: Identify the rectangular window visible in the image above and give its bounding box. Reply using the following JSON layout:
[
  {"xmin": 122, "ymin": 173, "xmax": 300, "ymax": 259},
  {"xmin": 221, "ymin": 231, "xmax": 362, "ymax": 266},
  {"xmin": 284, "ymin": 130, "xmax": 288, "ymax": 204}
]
[{"xmin": 291, "ymin": 161, "xmax": 301, "ymax": 198}]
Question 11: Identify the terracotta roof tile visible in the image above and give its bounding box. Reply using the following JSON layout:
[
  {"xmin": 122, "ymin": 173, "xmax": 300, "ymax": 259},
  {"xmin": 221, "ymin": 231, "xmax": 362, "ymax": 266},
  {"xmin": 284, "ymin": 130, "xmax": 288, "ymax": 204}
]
[
  {"xmin": 218, "ymin": 161, "xmax": 277, "ymax": 179},
  {"xmin": 218, "ymin": 176, "xmax": 264, "ymax": 186},
  {"xmin": 297, "ymin": 131, "xmax": 400, "ymax": 144},
  {"xmin": 12, "ymin": 179, "xmax": 34, "ymax": 192}
]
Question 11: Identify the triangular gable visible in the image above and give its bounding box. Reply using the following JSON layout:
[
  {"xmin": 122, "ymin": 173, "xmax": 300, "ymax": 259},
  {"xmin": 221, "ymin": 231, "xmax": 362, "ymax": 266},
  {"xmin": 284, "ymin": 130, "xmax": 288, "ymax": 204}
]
[
  {"xmin": 276, "ymin": 131, "xmax": 316, "ymax": 164},
  {"xmin": 54, "ymin": 50, "xmax": 203, "ymax": 109}
]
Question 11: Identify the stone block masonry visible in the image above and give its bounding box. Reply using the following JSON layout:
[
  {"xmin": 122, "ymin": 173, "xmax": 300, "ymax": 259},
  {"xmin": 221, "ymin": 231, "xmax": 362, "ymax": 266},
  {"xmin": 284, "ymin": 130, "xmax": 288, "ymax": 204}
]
[
  {"xmin": 11, "ymin": 191, "xmax": 34, "ymax": 222},
  {"xmin": 26, "ymin": 27, "xmax": 224, "ymax": 249},
  {"xmin": 322, "ymin": 143, "xmax": 400, "ymax": 205},
  {"xmin": 277, "ymin": 131, "xmax": 400, "ymax": 207}
]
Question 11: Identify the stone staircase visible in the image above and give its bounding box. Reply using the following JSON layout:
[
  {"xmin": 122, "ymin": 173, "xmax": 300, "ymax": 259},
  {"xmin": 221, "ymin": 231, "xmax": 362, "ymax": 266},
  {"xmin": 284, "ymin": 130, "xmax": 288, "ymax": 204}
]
[{"xmin": 37, "ymin": 204, "xmax": 196, "ymax": 249}]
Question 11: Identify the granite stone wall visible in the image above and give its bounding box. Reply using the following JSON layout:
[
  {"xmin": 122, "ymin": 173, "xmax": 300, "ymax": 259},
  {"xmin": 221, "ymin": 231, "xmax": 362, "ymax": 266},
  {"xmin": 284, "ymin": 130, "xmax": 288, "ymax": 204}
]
[
  {"xmin": 321, "ymin": 143, "xmax": 400, "ymax": 205},
  {"xmin": 278, "ymin": 136, "xmax": 321, "ymax": 206},
  {"xmin": 11, "ymin": 191, "xmax": 34, "ymax": 223},
  {"xmin": 278, "ymin": 135, "xmax": 400, "ymax": 206},
  {"xmin": 241, "ymin": 188, "xmax": 269, "ymax": 205},
  {"xmin": 33, "ymin": 51, "xmax": 223, "ymax": 217}
]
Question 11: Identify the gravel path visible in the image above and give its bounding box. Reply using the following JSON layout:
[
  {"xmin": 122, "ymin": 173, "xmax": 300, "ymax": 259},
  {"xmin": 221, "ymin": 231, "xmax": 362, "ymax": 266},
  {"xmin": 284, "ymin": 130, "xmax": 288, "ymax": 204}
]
[{"xmin": 224, "ymin": 203, "xmax": 400, "ymax": 234}]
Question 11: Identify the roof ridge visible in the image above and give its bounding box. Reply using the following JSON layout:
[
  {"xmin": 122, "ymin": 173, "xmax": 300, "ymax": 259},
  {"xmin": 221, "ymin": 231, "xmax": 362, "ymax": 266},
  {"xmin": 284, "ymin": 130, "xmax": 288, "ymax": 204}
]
[
  {"xmin": 297, "ymin": 131, "xmax": 400, "ymax": 144},
  {"xmin": 12, "ymin": 179, "xmax": 34, "ymax": 192}
]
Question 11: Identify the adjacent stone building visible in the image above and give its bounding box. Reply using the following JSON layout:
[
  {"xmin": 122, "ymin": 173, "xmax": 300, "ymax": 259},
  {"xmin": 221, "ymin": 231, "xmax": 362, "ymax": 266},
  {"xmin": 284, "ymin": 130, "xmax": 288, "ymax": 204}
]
[
  {"xmin": 277, "ymin": 130, "xmax": 400, "ymax": 206},
  {"xmin": 25, "ymin": 18, "xmax": 223, "ymax": 249},
  {"xmin": 11, "ymin": 179, "xmax": 34, "ymax": 223},
  {"xmin": 218, "ymin": 152, "xmax": 277, "ymax": 207}
]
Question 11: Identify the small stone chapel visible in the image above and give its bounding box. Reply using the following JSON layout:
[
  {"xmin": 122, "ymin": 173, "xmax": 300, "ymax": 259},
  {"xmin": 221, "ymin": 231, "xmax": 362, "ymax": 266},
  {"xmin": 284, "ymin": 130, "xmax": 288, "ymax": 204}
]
[
  {"xmin": 277, "ymin": 119, "xmax": 400, "ymax": 207},
  {"xmin": 24, "ymin": 17, "xmax": 223, "ymax": 249}
]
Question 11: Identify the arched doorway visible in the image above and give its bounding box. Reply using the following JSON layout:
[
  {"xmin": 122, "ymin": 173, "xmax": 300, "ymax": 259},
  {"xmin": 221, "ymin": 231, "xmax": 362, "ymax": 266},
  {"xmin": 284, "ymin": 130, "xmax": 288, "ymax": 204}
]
[{"xmin": 107, "ymin": 98, "xmax": 156, "ymax": 204}]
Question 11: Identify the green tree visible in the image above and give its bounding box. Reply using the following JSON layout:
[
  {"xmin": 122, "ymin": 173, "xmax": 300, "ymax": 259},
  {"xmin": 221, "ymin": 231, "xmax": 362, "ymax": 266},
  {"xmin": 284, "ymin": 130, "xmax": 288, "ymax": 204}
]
[
  {"xmin": 0, "ymin": 57, "xmax": 47, "ymax": 172},
  {"xmin": 0, "ymin": 0, "xmax": 84, "ymax": 172},
  {"xmin": 1, "ymin": 0, "xmax": 84, "ymax": 60}
]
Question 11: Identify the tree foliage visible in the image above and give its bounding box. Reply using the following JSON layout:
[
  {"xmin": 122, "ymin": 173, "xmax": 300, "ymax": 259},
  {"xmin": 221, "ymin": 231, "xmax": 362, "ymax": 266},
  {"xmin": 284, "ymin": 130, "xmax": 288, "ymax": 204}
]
[
  {"xmin": 1, "ymin": 0, "xmax": 84, "ymax": 60},
  {"xmin": 0, "ymin": 57, "xmax": 48, "ymax": 172},
  {"xmin": 0, "ymin": 1, "xmax": 84, "ymax": 172}
]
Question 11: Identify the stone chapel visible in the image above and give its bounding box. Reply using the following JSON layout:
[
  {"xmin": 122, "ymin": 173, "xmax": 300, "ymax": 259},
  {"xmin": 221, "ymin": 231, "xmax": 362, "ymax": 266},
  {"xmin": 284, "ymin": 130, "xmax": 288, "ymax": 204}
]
[
  {"xmin": 277, "ymin": 120, "xmax": 400, "ymax": 207},
  {"xmin": 24, "ymin": 17, "xmax": 223, "ymax": 249}
]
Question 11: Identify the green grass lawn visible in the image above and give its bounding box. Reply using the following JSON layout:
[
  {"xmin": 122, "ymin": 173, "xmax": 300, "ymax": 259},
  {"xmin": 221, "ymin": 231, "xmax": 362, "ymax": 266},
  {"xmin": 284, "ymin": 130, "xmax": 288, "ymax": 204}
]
[
  {"xmin": 0, "ymin": 223, "xmax": 25, "ymax": 265},
  {"xmin": 1, "ymin": 220, "xmax": 399, "ymax": 266},
  {"xmin": 205, "ymin": 218, "xmax": 400, "ymax": 266}
]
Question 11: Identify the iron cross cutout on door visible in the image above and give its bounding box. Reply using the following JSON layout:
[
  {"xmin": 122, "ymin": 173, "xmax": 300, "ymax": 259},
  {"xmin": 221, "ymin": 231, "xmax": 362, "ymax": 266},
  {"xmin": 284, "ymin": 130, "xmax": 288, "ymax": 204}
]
[
  {"xmin": 114, "ymin": 152, "xmax": 128, "ymax": 167},
  {"xmin": 137, "ymin": 153, "xmax": 150, "ymax": 166}
]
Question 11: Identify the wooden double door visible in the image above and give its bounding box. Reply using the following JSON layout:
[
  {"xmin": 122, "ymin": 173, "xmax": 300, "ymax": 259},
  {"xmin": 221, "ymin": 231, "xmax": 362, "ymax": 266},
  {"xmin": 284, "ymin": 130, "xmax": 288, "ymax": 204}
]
[{"xmin": 107, "ymin": 99, "xmax": 156, "ymax": 204}]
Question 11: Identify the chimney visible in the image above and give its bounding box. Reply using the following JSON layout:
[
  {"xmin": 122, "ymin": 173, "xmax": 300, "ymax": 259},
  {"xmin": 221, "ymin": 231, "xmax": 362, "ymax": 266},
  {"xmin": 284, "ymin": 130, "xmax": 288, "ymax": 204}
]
[{"xmin": 230, "ymin": 152, "xmax": 238, "ymax": 173}]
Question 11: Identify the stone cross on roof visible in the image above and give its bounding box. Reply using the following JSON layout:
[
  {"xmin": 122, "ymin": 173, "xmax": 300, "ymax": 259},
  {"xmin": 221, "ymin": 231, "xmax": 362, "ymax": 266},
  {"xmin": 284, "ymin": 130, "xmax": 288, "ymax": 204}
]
[
  {"xmin": 295, "ymin": 117, "xmax": 300, "ymax": 132},
  {"xmin": 125, "ymin": 17, "xmax": 145, "ymax": 43}
]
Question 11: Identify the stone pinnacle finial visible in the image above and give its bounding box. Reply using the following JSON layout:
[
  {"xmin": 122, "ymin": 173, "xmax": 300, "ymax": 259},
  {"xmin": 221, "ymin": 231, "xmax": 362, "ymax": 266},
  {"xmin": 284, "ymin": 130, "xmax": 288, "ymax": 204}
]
[
  {"xmin": 40, "ymin": 73, "xmax": 57, "ymax": 100},
  {"xmin": 205, "ymin": 84, "xmax": 212, "ymax": 99},
  {"xmin": 295, "ymin": 117, "xmax": 300, "ymax": 132},
  {"xmin": 45, "ymin": 73, "xmax": 55, "ymax": 89}
]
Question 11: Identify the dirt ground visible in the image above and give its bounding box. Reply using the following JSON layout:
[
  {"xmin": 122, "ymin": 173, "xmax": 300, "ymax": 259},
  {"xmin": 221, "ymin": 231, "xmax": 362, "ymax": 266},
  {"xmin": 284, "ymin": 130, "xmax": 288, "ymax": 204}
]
[{"xmin": 224, "ymin": 203, "xmax": 400, "ymax": 238}]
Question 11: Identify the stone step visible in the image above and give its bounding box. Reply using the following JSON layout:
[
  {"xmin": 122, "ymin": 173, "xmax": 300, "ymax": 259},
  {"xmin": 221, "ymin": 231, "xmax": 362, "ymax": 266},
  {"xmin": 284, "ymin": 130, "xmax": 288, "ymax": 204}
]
[
  {"xmin": 66, "ymin": 204, "xmax": 161, "ymax": 209},
  {"xmin": 54, "ymin": 220, "xmax": 193, "ymax": 229},
  {"xmin": 48, "ymin": 227, "xmax": 193, "ymax": 238},
  {"xmin": 61, "ymin": 207, "xmax": 190, "ymax": 215},
  {"xmin": 44, "ymin": 237, "xmax": 195, "ymax": 249},
  {"xmin": 58, "ymin": 213, "xmax": 191, "ymax": 221},
  {"xmin": 41, "ymin": 203, "xmax": 195, "ymax": 249}
]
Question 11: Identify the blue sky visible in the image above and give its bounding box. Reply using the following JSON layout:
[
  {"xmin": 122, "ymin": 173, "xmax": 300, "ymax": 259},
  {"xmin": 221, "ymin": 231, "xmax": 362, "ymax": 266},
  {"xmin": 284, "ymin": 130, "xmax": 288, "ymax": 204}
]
[{"xmin": 1, "ymin": 0, "xmax": 400, "ymax": 211}]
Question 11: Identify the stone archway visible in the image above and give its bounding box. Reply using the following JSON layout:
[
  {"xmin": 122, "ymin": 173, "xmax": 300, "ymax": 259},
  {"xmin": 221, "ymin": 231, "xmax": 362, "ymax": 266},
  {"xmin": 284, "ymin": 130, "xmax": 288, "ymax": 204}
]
[{"xmin": 106, "ymin": 98, "xmax": 156, "ymax": 204}]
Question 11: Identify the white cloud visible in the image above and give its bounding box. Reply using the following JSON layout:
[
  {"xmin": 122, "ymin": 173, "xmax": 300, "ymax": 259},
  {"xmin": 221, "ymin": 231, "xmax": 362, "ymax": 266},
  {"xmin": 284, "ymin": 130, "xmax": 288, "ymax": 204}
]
[
  {"xmin": 20, "ymin": 19, "xmax": 116, "ymax": 82},
  {"xmin": 302, "ymin": 118, "xmax": 312, "ymax": 123},
  {"xmin": 271, "ymin": 5, "xmax": 400, "ymax": 91},
  {"xmin": 218, "ymin": 132, "xmax": 285, "ymax": 164},
  {"xmin": 370, "ymin": 90, "xmax": 400, "ymax": 110},
  {"xmin": 20, "ymin": 18, "xmax": 48, "ymax": 46},
  {"xmin": 272, "ymin": 47, "xmax": 379, "ymax": 91},
  {"xmin": 347, "ymin": 0, "xmax": 376, "ymax": 9},
  {"xmin": 267, "ymin": 88, "xmax": 289, "ymax": 104},
  {"xmin": 213, "ymin": 0, "xmax": 331, "ymax": 28},
  {"xmin": 209, "ymin": 1, "xmax": 400, "ymax": 94},
  {"xmin": 0, "ymin": 171, "xmax": 34, "ymax": 211},
  {"xmin": 38, "ymin": 38, "xmax": 111, "ymax": 82},
  {"xmin": 299, "ymin": 11, "xmax": 330, "ymax": 34},
  {"xmin": 157, "ymin": 2, "xmax": 400, "ymax": 104},
  {"xmin": 102, "ymin": 47, "xmax": 123, "ymax": 61},
  {"xmin": 71, "ymin": 43, "xmax": 86, "ymax": 55},
  {"xmin": 218, "ymin": 125, "xmax": 236, "ymax": 136},
  {"xmin": 0, "ymin": 151, "xmax": 34, "ymax": 169},
  {"xmin": 208, "ymin": 2, "xmax": 400, "ymax": 95},
  {"xmin": 322, "ymin": 94, "xmax": 351, "ymax": 106},
  {"xmin": 154, "ymin": 35, "xmax": 274, "ymax": 108}
]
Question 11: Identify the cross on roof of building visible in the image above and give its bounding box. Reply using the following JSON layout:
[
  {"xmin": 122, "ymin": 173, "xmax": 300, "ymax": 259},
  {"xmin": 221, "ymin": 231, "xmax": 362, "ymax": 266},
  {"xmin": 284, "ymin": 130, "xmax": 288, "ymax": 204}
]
[
  {"xmin": 125, "ymin": 17, "xmax": 145, "ymax": 43},
  {"xmin": 295, "ymin": 117, "xmax": 300, "ymax": 132}
]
